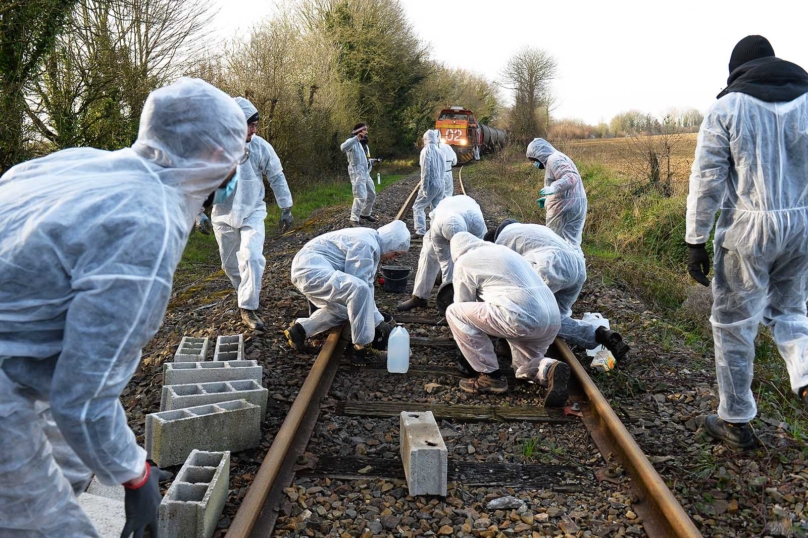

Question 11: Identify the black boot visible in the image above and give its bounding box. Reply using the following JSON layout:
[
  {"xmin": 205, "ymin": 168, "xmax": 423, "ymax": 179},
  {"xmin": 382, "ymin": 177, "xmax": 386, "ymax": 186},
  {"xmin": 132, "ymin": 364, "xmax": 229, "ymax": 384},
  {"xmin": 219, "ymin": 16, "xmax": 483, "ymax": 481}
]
[
  {"xmin": 543, "ymin": 361, "xmax": 570, "ymax": 408},
  {"xmin": 284, "ymin": 322, "xmax": 306, "ymax": 352},
  {"xmin": 350, "ymin": 344, "xmax": 387, "ymax": 366},
  {"xmin": 704, "ymin": 414, "xmax": 757, "ymax": 450},
  {"xmin": 240, "ymin": 308, "xmax": 265, "ymax": 330},
  {"xmin": 396, "ymin": 295, "xmax": 428, "ymax": 311},
  {"xmin": 360, "ymin": 214, "xmax": 378, "ymax": 223},
  {"xmin": 595, "ymin": 326, "xmax": 630, "ymax": 362}
]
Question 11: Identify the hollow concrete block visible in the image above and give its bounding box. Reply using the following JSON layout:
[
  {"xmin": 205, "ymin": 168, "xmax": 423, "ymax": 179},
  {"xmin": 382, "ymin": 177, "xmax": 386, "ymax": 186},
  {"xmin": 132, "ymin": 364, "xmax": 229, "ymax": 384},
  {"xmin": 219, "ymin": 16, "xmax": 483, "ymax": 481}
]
[
  {"xmin": 174, "ymin": 336, "xmax": 210, "ymax": 362},
  {"xmin": 158, "ymin": 450, "xmax": 230, "ymax": 538},
  {"xmin": 162, "ymin": 360, "xmax": 261, "ymax": 386},
  {"xmin": 214, "ymin": 334, "xmax": 244, "ymax": 361},
  {"xmin": 146, "ymin": 399, "xmax": 260, "ymax": 467},
  {"xmin": 400, "ymin": 411, "xmax": 447, "ymax": 496},
  {"xmin": 160, "ymin": 379, "xmax": 268, "ymax": 419}
]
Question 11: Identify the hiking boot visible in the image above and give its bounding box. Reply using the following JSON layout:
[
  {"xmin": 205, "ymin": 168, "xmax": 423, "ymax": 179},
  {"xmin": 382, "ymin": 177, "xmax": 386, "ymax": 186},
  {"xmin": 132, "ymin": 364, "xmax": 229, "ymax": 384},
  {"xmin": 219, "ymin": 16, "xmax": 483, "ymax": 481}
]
[
  {"xmin": 595, "ymin": 326, "xmax": 630, "ymax": 362},
  {"xmin": 543, "ymin": 361, "xmax": 570, "ymax": 407},
  {"xmin": 455, "ymin": 351, "xmax": 477, "ymax": 377},
  {"xmin": 360, "ymin": 214, "xmax": 378, "ymax": 223},
  {"xmin": 459, "ymin": 373, "xmax": 508, "ymax": 394},
  {"xmin": 396, "ymin": 295, "xmax": 428, "ymax": 311},
  {"xmin": 704, "ymin": 414, "xmax": 757, "ymax": 451},
  {"xmin": 284, "ymin": 322, "xmax": 306, "ymax": 352},
  {"xmin": 350, "ymin": 344, "xmax": 387, "ymax": 366},
  {"xmin": 240, "ymin": 308, "xmax": 265, "ymax": 330},
  {"xmin": 349, "ymin": 220, "xmax": 361, "ymax": 227}
]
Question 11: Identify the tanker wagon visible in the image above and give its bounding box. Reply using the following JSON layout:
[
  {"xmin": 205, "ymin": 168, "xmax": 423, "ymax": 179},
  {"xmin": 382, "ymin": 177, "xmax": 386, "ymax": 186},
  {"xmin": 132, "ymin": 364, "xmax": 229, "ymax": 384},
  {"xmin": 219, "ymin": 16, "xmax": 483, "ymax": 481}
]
[{"xmin": 435, "ymin": 106, "xmax": 507, "ymax": 164}]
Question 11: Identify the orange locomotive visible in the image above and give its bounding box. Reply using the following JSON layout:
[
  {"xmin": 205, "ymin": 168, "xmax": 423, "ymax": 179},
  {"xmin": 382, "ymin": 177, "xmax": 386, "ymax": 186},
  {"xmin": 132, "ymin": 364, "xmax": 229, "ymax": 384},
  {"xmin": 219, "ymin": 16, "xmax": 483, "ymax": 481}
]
[{"xmin": 435, "ymin": 106, "xmax": 507, "ymax": 164}]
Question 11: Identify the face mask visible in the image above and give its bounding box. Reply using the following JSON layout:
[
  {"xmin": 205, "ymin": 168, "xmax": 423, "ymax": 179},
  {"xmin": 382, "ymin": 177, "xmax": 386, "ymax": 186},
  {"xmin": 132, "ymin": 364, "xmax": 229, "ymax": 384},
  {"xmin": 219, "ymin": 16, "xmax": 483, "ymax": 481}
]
[
  {"xmin": 533, "ymin": 161, "xmax": 545, "ymax": 169},
  {"xmin": 212, "ymin": 168, "xmax": 239, "ymax": 205}
]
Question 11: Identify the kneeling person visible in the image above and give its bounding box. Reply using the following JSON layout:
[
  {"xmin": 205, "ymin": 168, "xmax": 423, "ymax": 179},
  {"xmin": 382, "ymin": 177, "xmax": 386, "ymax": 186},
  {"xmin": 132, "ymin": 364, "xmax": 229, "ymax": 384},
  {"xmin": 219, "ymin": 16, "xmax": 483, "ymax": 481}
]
[
  {"xmin": 446, "ymin": 232, "xmax": 569, "ymax": 406},
  {"xmin": 492, "ymin": 220, "xmax": 629, "ymax": 361},
  {"xmin": 286, "ymin": 221, "xmax": 410, "ymax": 364},
  {"xmin": 398, "ymin": 195, "xmax": 487, "ymax": 311}
]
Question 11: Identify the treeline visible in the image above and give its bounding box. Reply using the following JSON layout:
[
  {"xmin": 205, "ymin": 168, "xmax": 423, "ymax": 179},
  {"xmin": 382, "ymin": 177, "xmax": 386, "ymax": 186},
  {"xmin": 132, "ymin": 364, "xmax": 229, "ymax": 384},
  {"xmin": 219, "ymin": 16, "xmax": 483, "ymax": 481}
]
[
  {"xmin": 549, "ymin": 108, "xmax": 704, "ymax": 140},
  {"xmin": 0, "ymin": 0, "xmax": 503, "ymax": 178}
]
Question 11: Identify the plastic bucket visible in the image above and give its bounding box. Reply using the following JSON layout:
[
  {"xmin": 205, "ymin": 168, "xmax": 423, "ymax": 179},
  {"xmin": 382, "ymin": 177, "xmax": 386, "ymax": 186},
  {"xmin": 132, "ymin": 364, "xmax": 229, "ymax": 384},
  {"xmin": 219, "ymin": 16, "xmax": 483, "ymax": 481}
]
[{"xmin": 380, "ymin": 265, "xmax": 411, "ymax": 293}]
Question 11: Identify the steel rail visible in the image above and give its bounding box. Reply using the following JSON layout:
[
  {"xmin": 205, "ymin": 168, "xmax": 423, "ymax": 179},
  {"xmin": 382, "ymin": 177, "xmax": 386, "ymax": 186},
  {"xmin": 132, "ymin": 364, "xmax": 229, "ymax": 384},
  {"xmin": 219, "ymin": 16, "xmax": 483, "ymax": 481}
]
[
  {"xmin": 396, "ymin": 182, "xmax": 421, "ymax": 222},
  {"xmin": 458, "ymin": 165, "xmax": 466, "ymax": 195},
  {"xmin": 555, "ymin": 339, "xmax": 703, "ymax": 538}
]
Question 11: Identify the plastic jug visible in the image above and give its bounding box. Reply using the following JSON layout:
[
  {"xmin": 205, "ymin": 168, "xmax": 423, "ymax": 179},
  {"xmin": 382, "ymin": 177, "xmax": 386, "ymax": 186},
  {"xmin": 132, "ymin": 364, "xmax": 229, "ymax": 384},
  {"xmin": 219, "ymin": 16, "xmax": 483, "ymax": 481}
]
[
  {"xmin": 582, "ymin": 312, "xmax": 609, "ymax": 357},
  {"xmin": 387, "ymin": 325, "xmax": 410, "ymax": 373}
]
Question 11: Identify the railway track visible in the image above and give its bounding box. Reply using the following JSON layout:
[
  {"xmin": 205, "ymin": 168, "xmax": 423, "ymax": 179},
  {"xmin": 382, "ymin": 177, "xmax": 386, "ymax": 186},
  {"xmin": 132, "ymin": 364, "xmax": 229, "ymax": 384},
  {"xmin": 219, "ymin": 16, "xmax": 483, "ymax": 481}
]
[{"xmin": 226, "ymin": 171, "xmax": 701, "ymax": 538}]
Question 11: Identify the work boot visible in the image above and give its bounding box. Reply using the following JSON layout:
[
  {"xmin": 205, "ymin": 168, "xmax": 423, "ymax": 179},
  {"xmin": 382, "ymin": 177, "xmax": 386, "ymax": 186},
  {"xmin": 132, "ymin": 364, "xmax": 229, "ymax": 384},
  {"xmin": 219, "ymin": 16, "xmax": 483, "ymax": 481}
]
[
  {"xmin": 459, "ymin": 372, "xmax": 508, "ymax": 394},
  {"xmin": 543, "ymin": 361, "xmax": 570, "ymax": 408},
  {"xmin": 349, "ymin": 220, "xmax": 361, "ymax": 228},
  {"xmin": 455, "ymin": 351, "xmax": 477, "ymax": 377},
  {"xmin": 396, "ymin": 295, "xmax": 428, "ymax": 311},
  {"xmin": 360, "ymin": 214, "xmax": 378, "ymax": 223},
  {"xmin": 595, "ymin": 326, "xmax": 630, "ymax": 362},
  {"xmin": 350, "ymin": 344, "xmax": 387, "ymax": 366},
  {"xmin": 704, "ymin": 414, "xmax": 757, "ymax": 451},
  {"xmin": 284, "ymin": 322, "xmax": 306, "ymax": 352},
  {"xmin": 240, "ymin": 308, "xmax": 265, "ymax": 330}
]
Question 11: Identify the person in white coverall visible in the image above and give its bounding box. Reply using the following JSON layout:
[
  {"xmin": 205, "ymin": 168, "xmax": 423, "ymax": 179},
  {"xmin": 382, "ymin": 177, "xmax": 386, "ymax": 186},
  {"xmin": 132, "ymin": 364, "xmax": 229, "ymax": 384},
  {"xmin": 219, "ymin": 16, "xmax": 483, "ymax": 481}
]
[
  {"xmin": 341, "ymin": 123, "xmax": 379, "ymax": 226},
  {"xmin": 526, "ymin": 138, "xmax": 588, "ymax": 248},
  {"xmin": 396, "ymin": 195, "xmax": 487, "ymax": 312},
  {"xmin": 437, "ymin": 130, "xmax": 457, "ymax": 198},
  {"xmin": 285, "ymin": 220, "xmax": 410, "ymax": 365},
  {"xmin": 685, "ymin": 35, "xmax": 808, "ymax": 451},
  {"xmin": 412, "ymin": 130, "xmax": 446, "ymax": 235},
  {"xmin": 201, "ymin": 97, "xmax": 294, "ymax": 331},
  {"xmin": 445, "ymin": 233, "xmax": 569, "ymax": 406},
  {"xmin": 0, "ymin": 78, "xmax": 246, "ymax": 537},
  {"xmin": 490, "ymin": 220, "xmax": 629, "ymax": 362}
]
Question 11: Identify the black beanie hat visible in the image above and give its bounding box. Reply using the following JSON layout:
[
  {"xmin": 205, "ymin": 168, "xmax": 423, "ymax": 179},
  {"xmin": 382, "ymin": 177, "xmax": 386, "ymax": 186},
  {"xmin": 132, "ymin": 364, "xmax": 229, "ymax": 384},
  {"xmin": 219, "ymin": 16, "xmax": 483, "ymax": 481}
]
[{"xmin": 729, "ymin": 35, "xmax": 775, "ymax": 74}]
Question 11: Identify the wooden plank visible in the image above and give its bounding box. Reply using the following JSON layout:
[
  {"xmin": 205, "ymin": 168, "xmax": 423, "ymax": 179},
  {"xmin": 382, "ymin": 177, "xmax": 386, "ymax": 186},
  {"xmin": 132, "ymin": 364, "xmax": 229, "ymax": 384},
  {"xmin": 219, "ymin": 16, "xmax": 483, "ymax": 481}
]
[
  {"xmin": 336, "ymin": 401, "xmax": 574, "ymax": 423},
  {"xmin": 338, "ymin": 363, "xmax": 515, "ymax": 379},
  {"xmin": 391, "ymin": 314, "xmax": 444, "ymax": 325},
  {"xmin": 411, "ymin": 337, "xmax": 456, "ymax": 347},
  {"xmin": 299, "ymin": 456, "xmax": 584, "ymax": 488}
]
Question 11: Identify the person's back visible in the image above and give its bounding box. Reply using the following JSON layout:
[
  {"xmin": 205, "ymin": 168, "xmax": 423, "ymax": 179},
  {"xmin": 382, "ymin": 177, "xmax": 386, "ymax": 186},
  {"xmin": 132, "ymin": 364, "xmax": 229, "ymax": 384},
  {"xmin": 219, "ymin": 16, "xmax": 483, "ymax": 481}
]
[
  {"xmin": 431, "ymin": 195, "xmax": 486, "ymax": 239},
  {"xmin": 296, "ymin": 228, "xmax": 380, "ymax": 276},
  {"xmin": 496, "ymin": 223, "xmax": 577, "ymax": 258}
]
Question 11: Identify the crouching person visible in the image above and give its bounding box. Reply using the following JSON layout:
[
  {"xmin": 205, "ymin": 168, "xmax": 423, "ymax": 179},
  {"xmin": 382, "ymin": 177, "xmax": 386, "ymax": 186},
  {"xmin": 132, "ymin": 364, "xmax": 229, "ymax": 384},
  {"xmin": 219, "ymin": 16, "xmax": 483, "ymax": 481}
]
[
  {"xmin": 445, "ymin": 232, "xmax": 570, "ymax": 406},
  {"xmin": 285, "ymin": 220, "xmax": 410, "ymax": 364}
]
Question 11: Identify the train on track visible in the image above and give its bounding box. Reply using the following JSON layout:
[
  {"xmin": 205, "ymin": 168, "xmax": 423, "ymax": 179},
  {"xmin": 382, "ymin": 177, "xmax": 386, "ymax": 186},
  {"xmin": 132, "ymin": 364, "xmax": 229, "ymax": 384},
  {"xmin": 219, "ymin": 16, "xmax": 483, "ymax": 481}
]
[{"xmin": 435, "ymin": 106, "xmax": 507, "ymax": 164}]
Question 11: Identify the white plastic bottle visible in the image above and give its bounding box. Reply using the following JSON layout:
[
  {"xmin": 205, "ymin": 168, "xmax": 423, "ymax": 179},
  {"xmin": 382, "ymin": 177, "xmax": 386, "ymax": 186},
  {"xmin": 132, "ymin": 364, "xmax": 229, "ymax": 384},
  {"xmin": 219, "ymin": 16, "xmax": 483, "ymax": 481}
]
[
  {"xmin": 582, "ymin": 312, "xmax": 610, "ymax": 356},
  {"xmin": 387, "ymin": 325, "xmax": 410, "ymax": 373},
  {"xmin": 377, "ymin": 172, "xmax": 381, "ymax": 185}
]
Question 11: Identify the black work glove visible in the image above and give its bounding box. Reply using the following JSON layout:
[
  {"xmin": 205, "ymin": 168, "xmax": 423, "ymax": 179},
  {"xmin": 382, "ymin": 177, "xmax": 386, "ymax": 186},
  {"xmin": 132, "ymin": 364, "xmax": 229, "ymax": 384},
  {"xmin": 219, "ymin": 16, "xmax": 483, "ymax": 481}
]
[
  {"xmin": 686, "ymin": 243, "xmax": 711, "ymax": 287},
  {"xmin": 373, "ymin": 321, "xmax": 394, "ymax": 350},
  {"xmin": 121, "ymin": 464, "xmax": 172, "ymax": 538}
]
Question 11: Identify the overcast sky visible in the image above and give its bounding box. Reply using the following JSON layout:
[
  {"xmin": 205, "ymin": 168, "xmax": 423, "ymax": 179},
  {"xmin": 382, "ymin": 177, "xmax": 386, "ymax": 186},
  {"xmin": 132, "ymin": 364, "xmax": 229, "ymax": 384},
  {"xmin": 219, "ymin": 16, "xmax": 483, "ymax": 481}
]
[{"xmin": 210, "ymin": 0, "xmax": 808, "ymax": 124}]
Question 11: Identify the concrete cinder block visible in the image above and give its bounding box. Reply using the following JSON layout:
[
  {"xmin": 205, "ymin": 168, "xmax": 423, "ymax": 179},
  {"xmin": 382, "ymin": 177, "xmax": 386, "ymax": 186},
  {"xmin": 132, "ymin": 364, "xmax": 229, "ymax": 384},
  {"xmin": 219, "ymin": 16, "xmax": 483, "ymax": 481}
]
[
  {"xmin": 159, "ymin": 450, "xmax": 230, "ymax": 538},
  {"xmin": 214, "ymin": 334, "xmax": 244, "ymax": 361},
  {"xmin": 162, "ymin": 360, "xmax": 261, "ymax": 386},
  {"xmin": 174, "ymin": 336, "xmax": 210, "ymax": 362},
  {"xmin": 160, "ymin": 379, "xmax": 268, "ymax": 419},
  {"xmin": 146, "ymin": 400, "xmax": 261, "ymax": 467},
  {"xmin": 78, "ymin": 493, "xmax": 125, "ymax": 537},
  {"xmin": 400, "ymin": 411, "xmax": 447, "ymax": 496}
]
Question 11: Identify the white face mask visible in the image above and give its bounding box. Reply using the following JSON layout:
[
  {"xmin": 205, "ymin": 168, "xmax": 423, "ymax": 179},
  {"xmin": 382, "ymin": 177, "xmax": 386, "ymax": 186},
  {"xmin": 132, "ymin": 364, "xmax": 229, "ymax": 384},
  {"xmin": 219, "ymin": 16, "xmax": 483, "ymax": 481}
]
[{"xmin": 212, "ymin": 168, "xmax": 239, "ymax": 205}]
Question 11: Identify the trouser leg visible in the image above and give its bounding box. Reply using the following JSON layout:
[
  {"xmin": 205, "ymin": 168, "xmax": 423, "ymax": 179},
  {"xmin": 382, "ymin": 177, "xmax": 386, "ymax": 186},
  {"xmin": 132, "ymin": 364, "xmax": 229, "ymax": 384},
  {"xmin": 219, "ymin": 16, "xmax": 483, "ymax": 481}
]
[
  {"xmin": 350, "ymin": 177, "xmax": 367, "ymax": 222},
  {"xmin": 711, "ymin": 245, "xmax": 767, "ymax": 423},
  {"xmin": 412, "ymin": 231, "xmax": 441, "ymax": 298},
  {"xmin": 214, "ymin": 221, "xmax": 242, "ymax": 290},
  {"xmin": 297, "ymin": 304, "xmax": 348, "ymax": 338},
  {"xmin": 443, "ymin": 172, "xmax": 453, "ymax": 198},
  {"xmin": 412, "ymin": 187, "xmax": 431, "ymax": 234},
  {"xmin": 236, "ymin": 221, "xmax": 266, "ymax": 310},
  {"xmin": 557, "ymin": 316, "xmax": 598, "ymax": 349},
  {"xmin": 765, "ymin": 247, "xmax": 808, "ymax": 394},
  {"xmin": 361, "ymin": 177, "xmax": 376, "ymax": 217},
  {"xmin": 446, "ymin": 303, "xmax": 500, "ymax": 374},
  {"xmin": 0, "ymin": 374, "xmax": 99, "ymax": 537},
  {"xmin": 433, "ymin": 234, "xmax": 454, "ymax": 286}
]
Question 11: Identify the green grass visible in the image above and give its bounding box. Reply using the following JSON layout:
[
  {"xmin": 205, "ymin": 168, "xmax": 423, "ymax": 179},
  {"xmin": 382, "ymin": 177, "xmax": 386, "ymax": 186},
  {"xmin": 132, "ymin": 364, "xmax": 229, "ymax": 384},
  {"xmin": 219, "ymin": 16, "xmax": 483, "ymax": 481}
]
[{"xmin": 178, "ymin": 171, "xmax": 413, "ymax": 274}]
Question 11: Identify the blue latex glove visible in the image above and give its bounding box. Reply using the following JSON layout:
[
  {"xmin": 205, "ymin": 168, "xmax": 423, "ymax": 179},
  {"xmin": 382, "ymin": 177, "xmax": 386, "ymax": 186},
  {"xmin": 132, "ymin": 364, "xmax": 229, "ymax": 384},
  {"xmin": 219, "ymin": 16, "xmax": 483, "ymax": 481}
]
[
  {"xmin": 537, "ymin": 197, "xmax": 546, "ymax": 209},
  {"xmin": 539, "ymin": 186, "xmax": 556, "ymax": 196}
]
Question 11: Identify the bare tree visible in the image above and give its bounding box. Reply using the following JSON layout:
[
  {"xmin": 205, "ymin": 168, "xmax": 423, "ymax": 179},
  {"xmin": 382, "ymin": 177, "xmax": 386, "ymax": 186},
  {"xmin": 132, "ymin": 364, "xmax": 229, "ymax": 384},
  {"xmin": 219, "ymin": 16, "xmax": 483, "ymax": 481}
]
[{"xmin": 500, "ymin": 47, "xmax": 556, "ymax": 144}]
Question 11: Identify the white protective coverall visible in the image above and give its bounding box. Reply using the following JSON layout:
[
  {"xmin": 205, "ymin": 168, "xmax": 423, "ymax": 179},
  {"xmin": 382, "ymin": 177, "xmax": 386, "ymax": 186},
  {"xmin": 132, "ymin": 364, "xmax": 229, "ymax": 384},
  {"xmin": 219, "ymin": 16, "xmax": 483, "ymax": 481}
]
[
  {"xmin": 212, "ymin": 97, "xmax": 293, "ymax": 310},
  {"xmin": 0, "ymin": 78, "xmax": 245, "ymax": 536},
  {"xmin": 686, "ymin": 91, "xmax": 808, "ymax": 423},
  {"xmin": 437, "ymin": 133, "xmax": 457, "ymax": 198},
  {"xmin": 496, "ymin": 224, "xmax": 594, "ymax": 348},
  {"xmin": 412, "ymin": 130, "xmax": 447, "ymax": 234},
  {"xmin": 446, "ymin": 233, "xmax": 561, "ymax": 382},
  {"xmin": 291, "ymin": 221, "xmax": 410, "ymax": 345},
  {"xmin": 412, "ymin": 195, "xmax": 487, "ymax": 299},
  {"xmin": 526, "ymin": 138, "xmax": 588, "ymax": 247},
  {"xmin": 341, "ymin": 134, "xmax": 375, "ymax": 222}
]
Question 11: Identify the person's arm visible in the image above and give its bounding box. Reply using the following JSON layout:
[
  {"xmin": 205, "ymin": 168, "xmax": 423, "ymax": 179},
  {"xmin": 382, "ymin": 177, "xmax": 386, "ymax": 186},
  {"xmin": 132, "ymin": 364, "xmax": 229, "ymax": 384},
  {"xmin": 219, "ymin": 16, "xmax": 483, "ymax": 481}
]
[
  {"xmin": 343, "ymin": 238, "xmax": 379, "ymax": 289},
  {"xmin": 50, "ymin": 212, "xmax": 179, "ymax": 486},
  {"xmin": 257, "ymin": 140, "xmax": 293, "ymax": 209},
  {"xmin": 686, "ymin": 108, "xmax": 731, "ymax": 244},
  {"xmin": 545, "ymin": 154, "xmax": 581, "ymax": 194},
  {"xmin": 453, "ymin": 264, "xmax": 478, "ymax": 304},
  {"xmin": 341, "ymin": 135, "xmax": 359, "ymax": 153}
]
